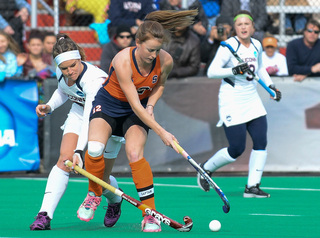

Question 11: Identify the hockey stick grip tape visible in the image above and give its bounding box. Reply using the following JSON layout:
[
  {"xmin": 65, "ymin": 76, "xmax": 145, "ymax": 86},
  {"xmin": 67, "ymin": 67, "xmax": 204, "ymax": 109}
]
[{"xmin": 173, "ymin": 141, "xmax": 189, "ymax": 158}]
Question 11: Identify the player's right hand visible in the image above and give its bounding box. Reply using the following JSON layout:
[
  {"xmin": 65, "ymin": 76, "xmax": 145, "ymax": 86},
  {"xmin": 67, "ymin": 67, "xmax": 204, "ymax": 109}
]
[
  {"xmin": 35, "ymin": 104, "xmax": 51, "ymax": 118},
  {"xmin": 232, "ymin": 62, "xmax": 250, "ymax": 75}
]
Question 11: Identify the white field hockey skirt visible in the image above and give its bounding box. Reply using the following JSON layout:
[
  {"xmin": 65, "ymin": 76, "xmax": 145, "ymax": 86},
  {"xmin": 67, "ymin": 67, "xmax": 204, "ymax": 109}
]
[{"xmin": 217, "ymin": 87, "xmax": 267, "ymax": 127}]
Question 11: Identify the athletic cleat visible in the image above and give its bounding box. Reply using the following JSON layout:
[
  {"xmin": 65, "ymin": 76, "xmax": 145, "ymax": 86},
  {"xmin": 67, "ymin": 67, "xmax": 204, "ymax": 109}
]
[
  {"xmin": 243, "ymin": 183, "xmax": 270, "ymax": 198},
  {"xmin": 103, "ymin": 198, "xmax": 123, "ymax": 227},
  {"xmin": 77, "ymin": 192, "xmax": 102, "ymax": 222},
  {"xmin": 30, "ymin": 212, "xmax": 51, "ymax": 230},
  {"xmin": 141, "ymin": 215, "xmax": 161, "ymax": 232},
  {"xmin": 197, "ymin": 163, "xmax": 212, "ymax": 192}
]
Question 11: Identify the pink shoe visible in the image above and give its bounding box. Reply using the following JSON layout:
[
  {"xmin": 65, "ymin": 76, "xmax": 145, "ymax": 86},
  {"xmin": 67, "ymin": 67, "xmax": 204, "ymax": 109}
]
[
  {"xmin": 141, "ymin": 215, "xmax": 161, "ymax": 232},
  {"xmin": 77, "ymin": 192, "xmax": 101, "ymax": 222}
]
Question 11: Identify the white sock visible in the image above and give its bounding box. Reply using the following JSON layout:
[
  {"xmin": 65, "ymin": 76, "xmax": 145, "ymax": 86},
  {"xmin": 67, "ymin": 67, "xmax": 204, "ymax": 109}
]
[
  {"xmin": 102, "ymin": 175, "xmax": 122, "ymax": 204},
  {"xmin": 247, "ymin": 150, "xmax": 267, "ymax": 187},
  {"xmin": 204, "ymin": 148, "xmax": 236, "ymax": 172},
  {"xmin": 39, "ymin": 165, "xmax": 69, "ymax": 219}
]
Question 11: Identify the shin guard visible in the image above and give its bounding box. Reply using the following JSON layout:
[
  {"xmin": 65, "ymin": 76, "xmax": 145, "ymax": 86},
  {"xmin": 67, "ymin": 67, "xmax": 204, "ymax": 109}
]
[
  {"xmin": 130, "ymin": 158, "xmax": 155, "ymax": 216},
  {"xmin": 85, "ymin": 150, "xmax": 105, "ymax": 196}
]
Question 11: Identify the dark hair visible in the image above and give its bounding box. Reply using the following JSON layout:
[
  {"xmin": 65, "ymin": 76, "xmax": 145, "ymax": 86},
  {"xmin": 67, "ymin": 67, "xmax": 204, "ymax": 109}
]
[
  {"xmin": 0, "ymin": 30, "xmax": 20, "ymax": 63},
  {"xmin": 115, "ymin": 25, "xmax": 132, "ymax": 37},
  {"xmin": 28, "ymin": 29, "xmax": 44, "ymax": 43},
  {"xmin": 216, "ymin": 15, "xmax": 232, "ymax": 26},
  {"xmin": 52, "ymin": 33, "xmax": 86, "ymax": 61},
  {"xmin": 136, "ymin": 10, "xmax": 198, "ymax": 44},
  {"xmin": 304, "ymin": 18, "xmax": 320, "ymax": 31},
  {"xmin": 44, "ymin": 31, "xmax": 56, "ymax": 39}
]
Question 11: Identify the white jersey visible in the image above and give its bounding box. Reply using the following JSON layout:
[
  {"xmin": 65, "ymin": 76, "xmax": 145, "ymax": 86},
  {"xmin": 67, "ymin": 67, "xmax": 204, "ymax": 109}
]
[
  {"xmin": 207, "ymin": 36, "xmax": 274, "ymax": 127},
  {"xmin": 46, "ymin": 62, "xmax": 107, "ymax": 151},
  {"xmin": 262, "ymin": 51, "xmax": 288, "ymax": 76}
]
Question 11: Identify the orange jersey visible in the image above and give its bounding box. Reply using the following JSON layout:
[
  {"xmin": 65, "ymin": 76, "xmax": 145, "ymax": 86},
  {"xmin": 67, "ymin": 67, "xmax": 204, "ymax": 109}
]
[{"xmin": 103, "ymin": 47, "xmax": 161, "ymax": 102}]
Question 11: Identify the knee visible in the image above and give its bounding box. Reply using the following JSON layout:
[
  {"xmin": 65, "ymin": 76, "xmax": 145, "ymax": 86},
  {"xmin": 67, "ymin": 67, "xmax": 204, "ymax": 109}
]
[
  {"xmin": 88, "ymin": 141, "xmax": 105, "ymax": 158},
  {"xmin": 125, "ymin": 148, "xmax": 141, "ymax": 163},
  {"xmin": 253, "ymin": 140, "xmax": 267, "ymax": 151},
  {"xmin": 228, "ymin": 145, "xmax": 245, "ymax": 159}
]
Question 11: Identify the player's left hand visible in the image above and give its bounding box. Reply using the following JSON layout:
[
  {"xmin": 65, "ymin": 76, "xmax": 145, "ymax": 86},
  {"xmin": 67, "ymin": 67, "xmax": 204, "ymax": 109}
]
[
  {"xmin": 269, "ymin": 85, "xmax": 281, "ymax": 102},
  {"xmin": 72, "ymin": 150, "xmax": 84, "ymax": 173}
]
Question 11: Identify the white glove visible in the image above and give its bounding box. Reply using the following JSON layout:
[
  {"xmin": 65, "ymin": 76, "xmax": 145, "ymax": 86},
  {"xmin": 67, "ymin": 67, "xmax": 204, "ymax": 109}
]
[{"xmin": 73, "ymin": 150, "xmax": 84, "ymax": 169}]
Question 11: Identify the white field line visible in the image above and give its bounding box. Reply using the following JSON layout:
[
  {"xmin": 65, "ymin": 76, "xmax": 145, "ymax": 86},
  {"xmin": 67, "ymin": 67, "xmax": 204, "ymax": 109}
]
[
  {"xmin": 13, "ymin": 178, "xmax": 320, "ymax": 191},
  {"xmin": 249, "ymin": 214, "xmax": 302, "ymax": 217},
  {"xmin": 14, "ymin": 177, "xmax": 198, "ymax": 188},
  {"xmin": 70, "ymin": 179, "xmax": 200, "ymax": 188},
  {"xmin": 260, "ymin": 187, "xmax": 320, "ymax": 192}
]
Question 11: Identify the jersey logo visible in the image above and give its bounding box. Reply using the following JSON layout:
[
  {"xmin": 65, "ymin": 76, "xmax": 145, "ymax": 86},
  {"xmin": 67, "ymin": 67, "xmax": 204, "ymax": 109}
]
[
  {"xmin": 68, "ymin": 95, "xmax": 85, "ymax": 103},
  {"xmin": 137, "ymin": 86, "xmax": 151, "ymax": 95},
  {"xmin": 76, "ymin": 91, "xmax": 84, "ymax": 97},
  {"xmin": 124, "ymin": 1, "xmax": 142, "ymax": 12},
  {"xmin": 244, "ymin": 57, "xmax": 257, "ymax": 63},
  {"xmin": 152, "ymin": 75, "xmax": 158, "ymax": 84}
]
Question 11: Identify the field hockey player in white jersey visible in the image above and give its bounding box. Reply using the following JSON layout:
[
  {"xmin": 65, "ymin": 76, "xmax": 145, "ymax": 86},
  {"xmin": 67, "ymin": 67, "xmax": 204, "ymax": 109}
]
[
  {"xmin": 197, "ymin": 10, "xmax": 281, "ymax": 198},
  {"xmin": 30, "ymin": 33, "xmax": 125, "ymax": 230}
]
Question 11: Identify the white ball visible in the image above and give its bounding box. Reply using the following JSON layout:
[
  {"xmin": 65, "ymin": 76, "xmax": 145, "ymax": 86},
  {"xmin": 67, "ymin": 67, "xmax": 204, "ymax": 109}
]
[{"xmin": 209, "ymin": 220, "xmax": 221, "ymax": 232}]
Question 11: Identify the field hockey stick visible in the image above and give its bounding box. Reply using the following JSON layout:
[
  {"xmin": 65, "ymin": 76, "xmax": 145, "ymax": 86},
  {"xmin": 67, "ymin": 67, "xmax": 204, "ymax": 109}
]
[
  {"xmin": 64, "ymin": 160, "xmax": 193, "ymax": 232},
  {"xmin": 173, "ymin": 141, "xmax": 230, "ymax": 213},
  {"xmin": 220, "ymin": 41, "xmax": 276, "ymax": 98}
]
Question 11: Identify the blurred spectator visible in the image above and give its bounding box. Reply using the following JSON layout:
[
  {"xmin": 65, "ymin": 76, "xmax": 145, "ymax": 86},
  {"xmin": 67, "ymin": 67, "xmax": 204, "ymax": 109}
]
[
  {"xmin": 261, "ymin": 35, "xmax": 288, "ymax": 76},
  {"xmin": 0, "ymin": 0, "xmax": 31, "ymax": 51},
  {"xmin": 43, "ymin": 31, "xmax": 56, "ymax": 66},
  {"xmin": 100, "ymin": 25, "xmax": 134, "ymax": 74},
  {"xmin": 64, "ymin": 0, "xmax": 110, "ymax": 23},
  {"xmin": 19, "ymin": 29, "xmax": 55, "ymax": 161},
  {"xmin": 0, "ymin": 30, "xmax": 23, "ymax": 81},
  {"xmin": 285, "ymin": 0, "xmax": 309, "ymax": 35},
  {"xmin": 20, "ymin": 30, "xmax": 55, "ymax": 80},
  {"xmin": 43, "ymin": 31, "xmax": 56, "ymax": 55},
  {"xmin": 200, "ymin": 15, "xmax": 232, "ymax": 75},
  {"xmin": 286, "ymin": 19, "xmax": 320, "ymax": 82},
  {"xmin": 285, "ymin": 14, "xmax": 308, "ymax": 35},
  {"xmin": 162, "ymin": 25, "xmax": 201, "ymax": 79},
  {"xmin": 159, "ymin": 0, "xmax": 208, "ymax": 40},
  {"xmin": 266, "ymin": 0, "xmax": 309, "ymax": 35},
  {"xmin": 220, "ymin": 0, "xmax": 268, "ymax": 42},
  {"xmin": 199, "ymin": 0, "xmax": 221, "ymax": 31},
  {"xmin": 107, "ymin": 0, "xmax": 156, "ymax": 37}
]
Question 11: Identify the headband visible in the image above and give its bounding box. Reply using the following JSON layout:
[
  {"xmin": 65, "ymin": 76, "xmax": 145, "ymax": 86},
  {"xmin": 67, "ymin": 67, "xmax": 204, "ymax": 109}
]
[
  {"xmin": 233, "ymin": 14, "xmax": 253, "ymax": 22},
  {"xmin": 54, "ymin": 50, "xmax": 81, "ymax": 65}
]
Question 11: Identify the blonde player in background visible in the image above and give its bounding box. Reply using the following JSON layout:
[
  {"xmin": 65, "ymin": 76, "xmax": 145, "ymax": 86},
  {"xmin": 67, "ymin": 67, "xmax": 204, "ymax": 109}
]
[
  {"xmin": 197, "ymin": 10, "xmax": 281, "ymax": 198},
  {"xmin": 30, "ymin": 33, "xmax": 124, "ymax": 230}
]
